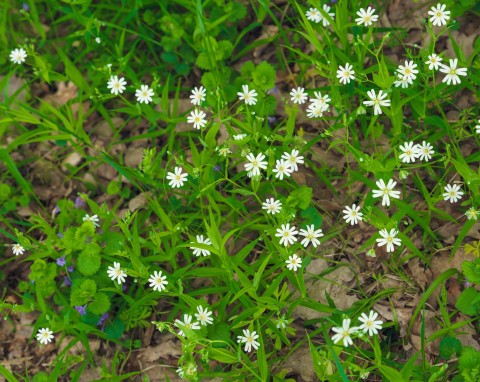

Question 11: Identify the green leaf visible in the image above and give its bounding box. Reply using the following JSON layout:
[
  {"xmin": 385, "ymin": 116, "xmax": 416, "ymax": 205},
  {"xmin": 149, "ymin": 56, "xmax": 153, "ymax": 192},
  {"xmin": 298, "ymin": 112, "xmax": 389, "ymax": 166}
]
[
  {"xmin": 455, "ymin": 287, "xmax": 480, "ymax": 316},
  {"xmin": 378, "ymin": 365, "xmax": 406, "ymax": 382},
  {"xmin": 287, "ymin": 186, "xmax": 312, "ymax": 210},
  {"xmin": 196, "ymin": 52, "xmax": 212, "ymax": 70},
  {"xmin": 440, "ymin": 336, "xmax": 462, "ymax": 360},
  {"xmin": 209, "ymin": 348, "xmax": 237, "ymax": 363},
  {"xmin": 104, "ymin": 317, "xmax": 125, "ymax": 340},
  {"xmin": 71, "ymin": 279, "xmax": 97, "ymax": 306},
  {"xmin": 88, "ymin": 292, "xmax": 111, "ymax": 315},
  {"xmin": 253, "ymin": 61, "xmax": 276, "ymax": 91},
  {"xmin": 240, "ymin": 60, "xmax": 255, "ymax": 78},
  {"xmin": 77, "ymin": 243, "xmax": 102, "ymax": 276},
  {"xmin": 75, "ymin": 222, "xmax": 95, "ymax": 244},
  {"xmin": 462, "ymin": 259, "xmax": 480, "ymax": 284}
]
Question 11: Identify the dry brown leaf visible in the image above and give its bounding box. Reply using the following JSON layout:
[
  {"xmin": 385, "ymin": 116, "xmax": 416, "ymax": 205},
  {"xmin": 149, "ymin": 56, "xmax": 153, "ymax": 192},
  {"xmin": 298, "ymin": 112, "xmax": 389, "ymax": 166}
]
[
  {"xmin": 280, "ymin": 344, "xmax": 316, "ymax": 382},
  {"xmin": 293, "ymin": 260, "xmax": 358, "ymax": 321},
  {"xmin": 137, "ymin": 340, "xmax": 182, "ymax": 363}
]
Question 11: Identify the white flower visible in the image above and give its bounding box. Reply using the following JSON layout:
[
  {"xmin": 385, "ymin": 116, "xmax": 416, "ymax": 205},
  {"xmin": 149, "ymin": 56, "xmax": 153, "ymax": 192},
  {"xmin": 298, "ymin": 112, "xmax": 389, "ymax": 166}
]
[
  {"xmin": 233, "ymin": 133, "xmax": 247, "ymax": 141},
  {"xmin": 439, "ymin": 59, "xmax": 467, "ymax": 85},
  {"xmin": 237, "ymin": 84, "xmax": 258, "ymax": 105},
  {"xmin": 475, "ymin": 119, "xmax": 480, "ymax": 134},
  {"xmin": 363, "ymin": 89, "xmax": 390, "ymax": 115},
  {"xmin": 398, "ymin": 141, "xmax": 420, "ymax": 163},
  {"xmin": 190, "ymin": 86, "xmax": 206, "ymax": 106},
  {"xmin": 310, "ymin": 91, "xmax": 331, "ymax": 110},
  {"xmin": 95, "ymin": 37, "xmax": 101, "ymax": 44},
  {"xmin": 290, "ymin": 87, "xmax": 308, "ymax": 104},
  {"xmin": 237, "ymin": 328, "xmax": 260, "ymax": 353},
  {"xmin": 10, "ymin": 48, "xmax": 27, "ymax": 64},
  {"xmin": 195, "ymin": 306, "xmax": 214, "ymax": 326},
  {"xmin": 342, "ymin": 204, "xmax": 363, "ymax": 225},
  {"xmin": 190, "ymin": 235, "xmax": 212, "ymax": 257},
  {"xmin": 83, "ymin": 214, "xmax": 100, "ymax": 228},
  {"xmin": 305, "ymin": 7, "xmax": 321, "ymax": 23},
  {"xmin": 426, "ymin": 53, "xmax": 442, "ymax": 70},
  {"xmin": 244, "ymin": 153, "xmax": 267, "ymax": 177},
  {"xmin": 275, "ymin": 223, "xmax": 298, "ymax": 246},
  {"xmin": 285, "ymin": 254, "xmax": 302, "ymax": 272},
  {"xmin": 397, "ymin": 60, "xmax": 418, "ymax": 84},
  {"xmin": 36, "ymin": 328, "xmax": 54, "ymax": 345},
  {"xmin": 107, "ymin": 262, "xmax": 127, "ymax": 284},
  {"xmin": 12, "ymin": 243, "xmax": 25, "ymax": 256},
  {"xmin": 107, "ymin": 75, "xmax": 127, "ymax": 95},
  {"xmin": 428, "ymin": 3, "xmax": 451, "ymax": 26},
  {"xmin": 331, "ymin": 318, "xmax": 357, "ymax": 347},
  {"xmin": 376, "ymin": 228, "xmax": 401, "ymax": 253},
  {"xmin": 176, "ymin": 367, "xmax": 185, "ymax": 379},
  {"xmin": 358, "ymin": 310, "xmax": 383, "ymax": 336},
  {"xmin": 174, "ymin": 314, "xmax": 200, "ymax": 337},
  {"xmin": 372, "ymin": 179, "xmax": 401, "ymax": 207},
  {"xmin": 148, "ymin": 270, "xmax": 168, "ymax": 292},
  {"xmin": 276, "ymin": 315, "xmax": 288, "ymax": 329},
  {"xmin": 262, "ymin": 198, "xmax": 282, "ymax": 215},
  {"xmin": 135, "ymin": 84, "xmax": 154, "ymax": 104},
  {"xmin": 465, "ymin": 207, "xmax": 479, "ymax": 221},
  {"xmin": 336, "ymin": 63, "xmax": 355, "ymax": 84},
  {"xmin": 217, "ymin": 146, "xmax": 231, "ymax": 156},
  {"xmin": 443, "ymin": 184, "xmax": 464, "ymax": 203},
  {"xmin": 187, "ymin": 109, "xmax": 207, "ymax": 129},
  {"xmin": 355, "ymin": 7, "xmax": 378, "ymax": 27},
  {"xmin": 394, "ymin": 75, "xmax": 411, "ymax": 89},
  {"xmin": 319, "ymin": 4, "xmax": 335, "ymax": 27},
  {"xmin": 166, "ymin": 167, "xmax": 188, "ymax": 188},
  {"xmin": 272, "ymin": 159, "xmax": 293, "ymax": 180},
  {"xmin": 298, "ymin": 224, "xmax": 324, "ymax": 248},
  {"xmin": 306, "ymin": 103, "xmax": 325, "ymax": 118},
  {"xmin": 415, "ymin": 141, "xmax": 435, "ymax": 161},
  {"xmin": 281, "ymin": 149, "xmax": 304, "ymax": 172}
]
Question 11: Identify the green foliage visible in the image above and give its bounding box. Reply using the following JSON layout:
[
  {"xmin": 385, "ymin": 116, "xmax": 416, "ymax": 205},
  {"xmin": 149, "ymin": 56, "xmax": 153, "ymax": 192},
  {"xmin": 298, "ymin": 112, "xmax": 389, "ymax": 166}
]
[
  {"xmin": 3, "ymin": 0, "xmax": 480, "ymax": 380},
  {"xmin": 440, "ymin": 336, "xmax": 462, "ymax": 360},
  {"xmin": 462, "ymin": 258, "xmax": 480, "ymax": 284},
  {"xmin": 455, "ymin": 287, "xmax": 480, "ymax": 316},
  {"xmin": 77, "ymin": 243, "xmax": 102, "ymax": 276},
  {"xmin": 70, "ymin": 279, "xmax": 97, "ymax": 306}
]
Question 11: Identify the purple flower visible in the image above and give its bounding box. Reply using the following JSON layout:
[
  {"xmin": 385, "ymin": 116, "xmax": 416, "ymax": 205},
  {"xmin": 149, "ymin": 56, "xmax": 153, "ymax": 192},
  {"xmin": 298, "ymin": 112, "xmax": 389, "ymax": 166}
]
[
  {"xmin": 57, "ymin": 232, "xmax": 64, "ymax": 238},
  {"xmin": 75, "ymin": 196, "xmax": 86, "ymax": 209},
  {"xmin": 268, "ymin": 116, "xmax": 277, "ymax": 124},
  {"xmin": 53, "ymin": 205, "xmax": 61, "ymax": 215},
  {"xmin": 214, "ymin": 164, "xmax": 221, "ymax": 172},
  {"xmin": 75, "ymin": 305, "xmax": 87, "ymax": 315},
  {"xmin": 56, "ymin": 256, "xmax": 66, "ymax": 266},
  {"xmin": 62, "ymin": 276, "xmax": 72, "ymax": 287},
  {"xmin": 267, "ymin": 86, "xmax": 278, "ymax": 95},
  {"xmin": 22, "ymin": 3, "xmax": 30, "ymax": 11},
  {"xmin": 67, "ymin": 266, "xmax": 74, "ymax": 273},
  {"xmin": 97, "ymin": 313, "xmax": 109, "ymax": 326}
]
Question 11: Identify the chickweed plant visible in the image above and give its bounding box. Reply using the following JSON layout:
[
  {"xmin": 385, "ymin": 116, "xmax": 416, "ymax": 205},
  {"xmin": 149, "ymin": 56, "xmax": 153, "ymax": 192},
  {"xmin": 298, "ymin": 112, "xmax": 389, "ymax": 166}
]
[{"xmin": 1, "ymin": 0, "xmax": 480, "ymax": 381}]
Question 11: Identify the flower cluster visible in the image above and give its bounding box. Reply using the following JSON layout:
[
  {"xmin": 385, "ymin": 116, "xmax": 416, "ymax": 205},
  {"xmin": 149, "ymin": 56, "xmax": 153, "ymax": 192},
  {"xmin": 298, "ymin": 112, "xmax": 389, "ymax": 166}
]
[
  {"xmin": 331, "ymin": 310, "xmax": 383, "ymax": 347},
  {"xmin": 174, "ymin": 305, "xmax": 214, "ymax": 336},
  {"xmin": 398, "ymin": 141, "xmax": 435, "ymax": 163}
]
